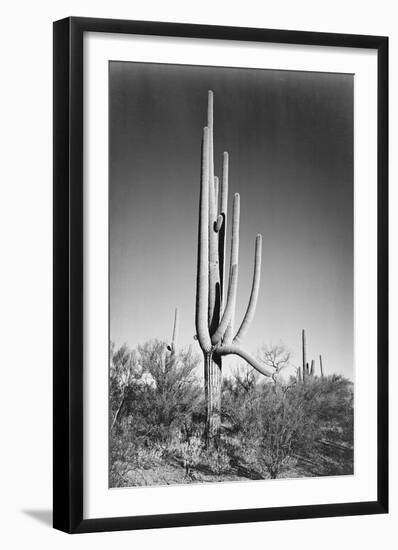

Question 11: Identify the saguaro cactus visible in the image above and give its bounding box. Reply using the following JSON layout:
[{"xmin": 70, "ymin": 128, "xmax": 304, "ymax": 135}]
[
  {"xmin": 195, "ymin": 91, "xmax": 275, "ymax": 441},
  {"xmin": 302, "ymin": 329, "xmax": 307, "ymax": 381},
  {"xmin": 167, "ymin": 307, "xmax": 179, "ymax": 354},
  {"xmin": 300, "ymin": 330, "xmax": 324, "ymax": 380},
  {"xmin": 319, "ymin": 354, "xmax": 324, "ymax": 377}
]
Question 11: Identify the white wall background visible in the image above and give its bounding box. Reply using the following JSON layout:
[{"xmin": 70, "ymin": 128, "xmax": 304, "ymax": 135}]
[{"xmin": 0, "ymin": 0, "xmax": 395, "ymax": 547}]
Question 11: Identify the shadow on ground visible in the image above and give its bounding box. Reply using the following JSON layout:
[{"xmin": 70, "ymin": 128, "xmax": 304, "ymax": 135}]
[{"xmin": 22, "ymin": 509, "xmax": 52, "ymax": 527}]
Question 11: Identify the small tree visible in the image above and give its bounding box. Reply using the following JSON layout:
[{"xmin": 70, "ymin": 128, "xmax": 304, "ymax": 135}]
[
  {"xmin": 261, "ymin": 344, "xmax": 290, "ymax": 372},
  {"xmin": 260, "ymin": 344, "xmax": 297, "ymax": 390},
  {"xmin": 137, "ymin": 339, "xmax": 202, "ymax": 441}
]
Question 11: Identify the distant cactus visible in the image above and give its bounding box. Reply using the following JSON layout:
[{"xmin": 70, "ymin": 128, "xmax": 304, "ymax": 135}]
[
  {"xmin": 302, "ymin": 329, "xmax": 307, "ymax": 381},
  {"xmin": 166, "ymin": 307, "xmax": 179, "ymax": 354},
  {"xmin": 195, "ymin": 91, "xmax": 275, "ymax": 441},
  {"xmin": 319, "ymin": 354, "xmax": 324, "ymax": 377},
  {"xmin": 300, "ymin": 330, "xmax": 324, "ymax": 380}
]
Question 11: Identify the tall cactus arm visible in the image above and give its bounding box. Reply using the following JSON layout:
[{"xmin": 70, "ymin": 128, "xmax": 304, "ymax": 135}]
[
  {"xmin": 214, "ymin": 176, "xmax": 219, "ymax": 214},
  {"xmin": 218, "ymin": 343, "xmax": 275, "ymax": 377},
  {"xmin": 219, "ymin": 152, "xmax": 229, "ymax": 310},
  {"xmin": 215, "ymin": 155, "xmax": 229, "ymax": 220},
  {"xmin": 208, "ymin": 94, "xmax": 220, "ymax": 334},
  {"xmin": 233, "ymin": 234, "xmax": 262, "ymax": 345},
  {"xmin": 207, "ymin": 90, "xmax": 214, "ymax": 185},
  {"xmin": 211, "ymin": 264, "xmax": 238, "ymax": 345},
  {"xmin": 195, "ymin": 126, "xmax": 212, "ymax": 353},
  {"xmin": 208, "ymin": 172, "xmax": 220, "ymax": 333},
  {"xmin": 223, "ymin": 193, "xmax": 240, "ymax": 344},
  {"xmin": 221, "ymin": 153, "xmax": 229, "ymax": 218}
]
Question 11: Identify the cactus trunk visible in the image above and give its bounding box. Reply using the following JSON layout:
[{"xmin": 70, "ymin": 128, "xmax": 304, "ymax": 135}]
[{"xmin": 204, "ymin": 353, "xmax": 222, "ymax": 440}]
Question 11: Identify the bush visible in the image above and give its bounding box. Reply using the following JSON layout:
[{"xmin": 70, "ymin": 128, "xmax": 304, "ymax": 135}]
[
  {"xmin": 136, "ymin": 340, "xmax": 203, "ymax": 441},
  {"xmin": 202, "ymin": 446, "xmax": 230, "ymax": 475},
  {"xmin": 177, "ymin": 435, "xmax": 204, "ymax": 478},
  {"xmin": 109, "ymin": 340, "xmax": 204, "ymax": 486},
  {"xmin": 110, "ymin": 435, "xmax": 165, "ymax": 487},
  {"xmin": 222, "ymin": 369, "xmax": 353, "ymax": 479}
]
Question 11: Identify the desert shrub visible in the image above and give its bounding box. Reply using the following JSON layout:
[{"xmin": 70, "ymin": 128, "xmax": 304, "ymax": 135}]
[
  {"xmin": 222, "ymin": 368, "xmax": 353, "ymax": 479},
  {"xmin": 110, "ymin": 432, "xmax": 166, "ymax": 487},
  {"xmin": 202, "ymin": 446, "xmax": 230, "ymax": 475},
  {"xmin": 109, "ymin": 340, "xmax": 204, "ymax": 484},
  {"xmin": 221, "ymin": 365, "xmax": 264, "ymax": 435},
  {"xmin": 176, "ymin": 435, "xmax": 204, "ymax": 478},
  {"xmin": 136, "ymin": 339, "xmax": 203, "ymax": 441},
  {"xmin": 230, "ymin": 384, "xmax": 313, "ymax": 479},
  {"xmin": 110, "ymin": 340, "xmax": 203, "ymax": 437},
  {"xmin": 109, "ymin": 343, "xmax": 142, "ymax": 429},
  {"xmin": 296, "ymin": 375, "xmax": 354, "ymax": 475}
]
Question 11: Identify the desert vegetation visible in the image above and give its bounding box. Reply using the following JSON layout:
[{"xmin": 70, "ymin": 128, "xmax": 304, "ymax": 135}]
[{"xmin": 110, "ymin": 338, "xmax": 353, "ymax": 487}]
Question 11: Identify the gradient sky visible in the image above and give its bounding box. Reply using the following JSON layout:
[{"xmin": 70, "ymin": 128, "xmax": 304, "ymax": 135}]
[{"xmin": 109, "ymin": 61, "xmax": 353, "ymax": 379}]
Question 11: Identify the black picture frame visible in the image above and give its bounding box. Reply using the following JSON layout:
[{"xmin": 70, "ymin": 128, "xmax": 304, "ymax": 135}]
[{"xmin": 53, "ymin": 16, "xmax": 389, "ymax": 534}]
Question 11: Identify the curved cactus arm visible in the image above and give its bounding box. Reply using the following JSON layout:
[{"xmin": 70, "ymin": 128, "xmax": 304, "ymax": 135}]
[
  {"xmin": 233, "ymin": 234, "xmax": 262, "ymax": 345},
  {"xmin": 211, "ymin": 264, "xmax": 237, "ymax": 345},
  {"xmin": 223, "ymin": 193, "xmax": 240, "ymax": 344},
  {"xmin": 218, "ymin": 343, "xmax": 275, "ymax": 377},
  {"xmin": 195, "ymin": 126, "xmax": 211, "ymax": 353}
]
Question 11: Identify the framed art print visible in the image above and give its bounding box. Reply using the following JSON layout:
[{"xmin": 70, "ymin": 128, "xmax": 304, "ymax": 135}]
[{"xmin": 53, "ymin": 17, "xmax": 388, "ymax": 533}]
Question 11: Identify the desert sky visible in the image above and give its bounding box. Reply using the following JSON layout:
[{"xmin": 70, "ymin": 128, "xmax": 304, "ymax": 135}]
[{"xmin": 109, "ymin": 61, "xmax": 353, "ymax": 379}]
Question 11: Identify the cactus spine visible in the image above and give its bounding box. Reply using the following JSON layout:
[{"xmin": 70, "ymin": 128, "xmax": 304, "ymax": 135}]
[{"xmin": 195, "ymin": 91, "xmax": 275, "ymax": 441}]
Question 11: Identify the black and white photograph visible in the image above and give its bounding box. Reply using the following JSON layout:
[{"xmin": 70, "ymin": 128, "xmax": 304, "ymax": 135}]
[
  {"xmin": 109, "ymin": 61, "xmax": 354, "ymax": 488},
  {"xmin": 0, "ymin": 2, "xmax": 391, "ymax": 544}
]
